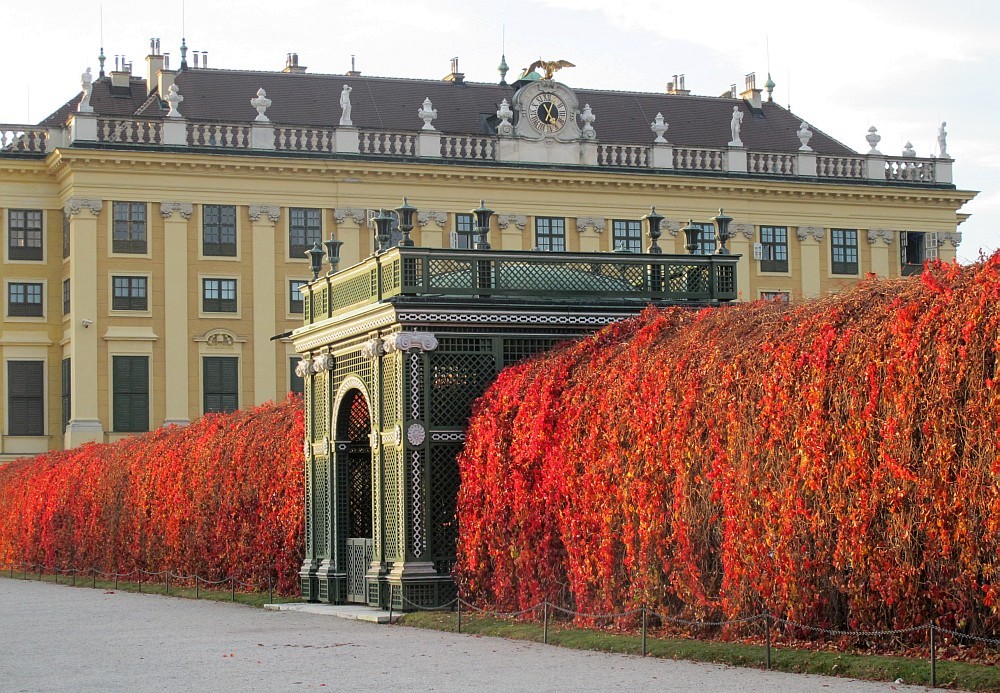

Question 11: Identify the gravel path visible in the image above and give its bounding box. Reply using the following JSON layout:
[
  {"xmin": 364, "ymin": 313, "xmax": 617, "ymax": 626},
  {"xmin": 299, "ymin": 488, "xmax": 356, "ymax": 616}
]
[{"xmin": 0, "ymin": 578, "xmax": 930, "ymax": 692}]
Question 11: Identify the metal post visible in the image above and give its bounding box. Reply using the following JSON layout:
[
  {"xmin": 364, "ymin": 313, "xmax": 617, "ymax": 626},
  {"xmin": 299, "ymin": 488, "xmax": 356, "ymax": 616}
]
[
  {"xmin": 388, "ymin": 586, "xmax": 394, "ymax": 625},
  {"xmin": 457, "ymin": 598, "xmax": 462, "ymax": 634},
  {"xmin": 114, "ymin": 573, "xmax": 118, "ymax": 590},
  {"xmin": 765, "ymin": 610, "xmax": 772, "ymax": 670},
  {"xmin": 231, "ymin": 577, "xmax": 236, "ymax": 602},
  {"xmin": 92, "ymin": 569, "xmax": 96, "ymax": 589},
  {"xmin": 72, "ymin": 569, "xmax": 76, "ymax": 587},
  {"xmin": 164, "ymin": 572, "xmax": 169, "ymax": 595},
  {"xmin": 195, "ymin": 576, "xmax": 200, "ymax": 599},
  {"xmin": 543, "ymin": 601, "xmax": 549, "ymax": 645},
  {"xmin": 268, "ymin": 573, "xmax": 273, "ymax": 605},
  {"xmin": 138, "ymin": 571, "xmax": 142, "ymax": 593},
  {"xmin": 641, "ymin": 604, "xmax": 647, "ymax": 656},
  {"xmin": 930, "ymin": 621, "xmax": 937, "ymax": 687}
]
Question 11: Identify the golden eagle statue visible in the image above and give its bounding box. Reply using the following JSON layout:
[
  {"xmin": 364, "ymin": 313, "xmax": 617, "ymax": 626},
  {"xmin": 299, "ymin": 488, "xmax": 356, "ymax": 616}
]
[{"xmin": 525, "ymin": 59, "xmax": 575, "ymax": 80}]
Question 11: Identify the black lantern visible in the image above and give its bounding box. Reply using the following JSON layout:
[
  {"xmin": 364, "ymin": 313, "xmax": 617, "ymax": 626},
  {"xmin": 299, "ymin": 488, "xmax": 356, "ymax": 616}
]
[
  {"xmin": 305, "ymin": 241, "xmax": 326, "ymax": 280},
  {"xmin": 372, "ymin": 209, "xmax": 394, "ymax": 253},
  {"xmin": 681, "ymin": 219, "xmax": 701, "ymax": 255},
  {"xmin": 395, "ymin": 197, "xmax": 417, "ymax": 247},
  {"xmin": 324, "ymin": 236, "xmax": 345, "ymax": 275},
  {"xmin": 471, "ymin": 200, "xmax": 494, "ymax": 250},
  {"xmin": 642, "ymin": 206, "xmax": 664, "ymax": 254},
  {"xmin": 711, "ymin": 208, "xmax": 733, "ymax": 255}
]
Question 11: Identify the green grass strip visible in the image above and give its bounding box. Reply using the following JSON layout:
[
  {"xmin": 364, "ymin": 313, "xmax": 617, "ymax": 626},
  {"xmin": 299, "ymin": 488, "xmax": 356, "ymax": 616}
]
[{"xmin": 400, "ymin": 611, "xmax": 1000, "ymax": 691}]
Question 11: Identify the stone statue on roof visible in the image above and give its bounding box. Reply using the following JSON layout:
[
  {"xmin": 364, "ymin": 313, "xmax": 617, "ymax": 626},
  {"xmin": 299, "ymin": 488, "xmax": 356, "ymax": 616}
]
[
  {"xmin": 729, "ymin": 106, "xmax": 743, "ymax": 147},
  {"xmin": 938, "ymin": 121, "xmax": 948, "ymax": 158},
  {"xmin": 339, "ymin": 85, "xmax": 353, "ymax": 126},
  {"xmin": 78, "ymin": 67, "xmax": 94, "ymax": 113}
]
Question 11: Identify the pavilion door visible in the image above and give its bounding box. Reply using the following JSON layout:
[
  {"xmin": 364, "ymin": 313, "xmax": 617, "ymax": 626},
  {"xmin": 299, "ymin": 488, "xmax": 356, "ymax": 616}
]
[{"xmin": 346, "ymin": 442, "xmax": 373, "ymax": 604}]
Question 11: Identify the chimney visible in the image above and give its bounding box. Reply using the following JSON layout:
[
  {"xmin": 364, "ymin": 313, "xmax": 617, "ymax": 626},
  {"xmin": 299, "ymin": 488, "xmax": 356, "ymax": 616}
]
[
  {"xmin": 193, "ymin": 52, "xmax": 199, "ymax": 69},
  {"xmin": 146, "ymin": 38, "xmax": 165, "ymax": 95},
  {"xmin": 443, "ymin": 56, "xmax": 464, "ymax": 84},
  {"xmin": 740, "ymin": 72, "xmax": 762, "ymax": 109},
  {"xmin": 158, "ymin": 68, "xmax": 177, "ymax": 98},
  {"xmin": 666, "ymin": 73, "xmax": 690, "ymax": 95},
  {"xmin": 346, "ymin": 55, "xmax": 361, "ymax": 77},
  {"xmin": 283, "ymin": 52, "xmax": 307, "ymax": 74}
]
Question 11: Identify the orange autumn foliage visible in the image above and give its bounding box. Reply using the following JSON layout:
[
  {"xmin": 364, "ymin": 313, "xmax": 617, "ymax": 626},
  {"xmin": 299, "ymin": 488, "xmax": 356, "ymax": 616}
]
[
  {"xmin": 0, "ymin": 397, "xmax": 304, "ymax": 594},
  {"xmin": 456, "ymin": 256, "xmax": 1000, "ymax": 635}
]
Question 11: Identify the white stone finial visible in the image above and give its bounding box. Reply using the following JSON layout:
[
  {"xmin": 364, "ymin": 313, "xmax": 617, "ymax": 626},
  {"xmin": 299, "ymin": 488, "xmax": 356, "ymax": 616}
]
[
  {"xmin": 728, "ymin": 106, "xmax": 744, "ymax": 147},
  {"xmin": 902, "ymin": 141, "xmax": 916, "ymax": 157},
  {"xmin": 938, "ymin": 121, "xmax": 948, "ymax": 158},
  {"xmin": 496, "ymin": 98, "xmax": 514, "ymax": 136},
  {"xmin": 579, "ymin": 104, "xmax": 596, "ymax": 139},
  {"xmin": 78, "ymin": 67, "xmax": 94, "ymax": 113},
  {"xmin": 866, "ymin": 126, "xmax": 882, "ymax": 155},
  {"xmin": 797, "ymin": 121, "xmax": 813, "ymax": 151},
  {"xmin": 650, "ymin": 112, "xmax": 669, "ymax": 143},
  {"xmin": 339, "ymin": 85, "xmax": 353, "ymax": 126},
  {"xmin": 418, "ymin": 97, "xmax": 438, "ymax": 131},
  {"xmin": 250, "ymin": 87, "xmax": 272, "ymax": 122},
  {"xmin": 165, "ymin": 83, "xmax": 184, "ymax": 118}
]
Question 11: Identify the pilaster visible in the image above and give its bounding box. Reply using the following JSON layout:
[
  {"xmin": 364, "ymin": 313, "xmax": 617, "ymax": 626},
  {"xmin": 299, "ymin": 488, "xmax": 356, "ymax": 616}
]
[
  {"xmin": 650, "ymin": 143, "xmax": 674, "ymax": 169},
  {"xmin": 163, "ymin": 119, "xmax": 187, "ymax": 146},
  {"xmin": 161, "ymin": 202, "xmax": 193, "ymax": 425},
  {"xmin": 497, "ymin": 214, "xmax": 527, "ymax": 250},
  {"xmin": 416, "ymin": 211, "xmax": 446, "ymax": 249},
  {"xmin": 334, "ymin": 127, "xmax": 360, "ymax": 154},
  {"xmin": 250, "ymin": 204, "xmax": 280, "ymax": 404},
  {"xmin": 726, "ymin": 146, "xmax": 748, "ymax": 173},
  {"xmin": 417, "ymin": 131, "xmax": 441, "ymax": 158},
  {"xmin": 797, "ymin": 226, "xmax": 824, "ymax": 299},
  {"xmin": 576, "ymin": 217, "xmax": 605, "ymax": 253},
  {"xmin": 64, "ymin": 198, "xmax": 104, "ymax": 447},
  {"xmin": 334, "ymin": 208, "xmax": 369, "ymax": 266},
  {"xmin": 868, "ymin": 228, "xmax": 894, "ymax": 277},
  {"xmin": 251, "ymin": 122, "xmax": 275, "ymax": 150},
  {"xmin": 729, "ymin": 223, "xmax": 754, "ymax": 301}
]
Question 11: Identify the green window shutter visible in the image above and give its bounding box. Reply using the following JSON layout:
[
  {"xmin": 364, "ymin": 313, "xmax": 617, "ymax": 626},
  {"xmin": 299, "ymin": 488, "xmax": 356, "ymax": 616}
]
[
  {"xmin": 8, "ymin": 361, "xmax": 44, "ymax": 435},
  {"xmin": 112, "ymin": 356, "xmax": 149, "ymax": 432},
  {"xmin": 61, "ymin": 358, "xmax": 71, "ymax": 433},
  {"xmin": 204, "ymin": 357, "xmax": 239, "ymax": 413}
]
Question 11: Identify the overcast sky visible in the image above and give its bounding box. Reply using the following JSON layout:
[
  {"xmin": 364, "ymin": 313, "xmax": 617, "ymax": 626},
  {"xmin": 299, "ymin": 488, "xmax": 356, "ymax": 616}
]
[{"xmin": 1, "ymin": 0, "xmax": 996, "ymax": 263}]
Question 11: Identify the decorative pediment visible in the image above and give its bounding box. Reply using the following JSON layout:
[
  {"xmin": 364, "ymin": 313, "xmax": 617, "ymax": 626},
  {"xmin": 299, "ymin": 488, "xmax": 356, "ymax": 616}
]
[
  {"xmin": 64, "ymin": 197, "xmax": 103, "ymax": 217},
  {"xmin": 194, "ymin": 328, "xmax": 246, "ymax": 348},
  {"xmin": 248, "ymin": 204, "xmax": 280, "ymax": 222},
  {"xmin": 576, "ymin": 217, "xmax": 606, "ymax": 233},
  {"xmin": 496, "ymin": 213, "xmax": 528, "ymax": 231},
  {"xmin": 417, "ymin": 210, "xmax": 448, "ymax": 227},
  {"xmin": 160, "ymin": 201, "xmax": 193, "ymax": 220},
  {"xmin": 867, "ymin": 228, "xmax": 894, "ymax": 245},
  {"xmin": 796, "ymin": 226, "xmax": 825, "ymax": 242},
  {"xmin": 334, "ymin": 208, "xmax": 367, "ymax": 225}
]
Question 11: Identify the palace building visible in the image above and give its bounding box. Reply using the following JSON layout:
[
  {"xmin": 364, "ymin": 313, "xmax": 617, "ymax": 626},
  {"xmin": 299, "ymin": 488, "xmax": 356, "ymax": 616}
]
[{"xmin": 0, "ymin": 41, "xmax": 975, "ymax": 460}]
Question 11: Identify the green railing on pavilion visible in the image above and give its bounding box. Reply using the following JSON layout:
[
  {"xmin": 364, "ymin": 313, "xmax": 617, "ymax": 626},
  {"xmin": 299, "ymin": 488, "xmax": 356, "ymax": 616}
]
[{"xmin": 304, "ymin": 247, "xmax": 739, "ymax": 325}]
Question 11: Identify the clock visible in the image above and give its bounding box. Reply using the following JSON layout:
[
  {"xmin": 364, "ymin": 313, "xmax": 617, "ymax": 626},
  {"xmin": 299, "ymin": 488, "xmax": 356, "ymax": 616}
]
[{"xmin": 527, "ymin": 92, "xmax": 568, "ymax": 134}]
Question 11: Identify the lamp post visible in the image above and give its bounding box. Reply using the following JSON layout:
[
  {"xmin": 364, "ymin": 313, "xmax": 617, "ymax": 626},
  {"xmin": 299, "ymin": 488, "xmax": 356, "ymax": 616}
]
[
  {"xmin": 305, "ymin": 242, "xmax": 326, "ymax": 280},
  {"xmin": 642, "ymin": 206, "xmax": 664, "ymax": 254},
  {"xmin": 324, "ymin": 236, "xmax": 344, "ymax": 275},
  {"xmin": 471, "ymin": 200, "xmax": 494, "ymax": 250},
  {"xmin": 395, "ymin": 198, "xmax": 417, "ymax": 247},
  {"xmin": 372, "ymin": 209, "xmax": 394, "ymax": 253},
  {"xmin": 681, "ymin": 219, "xmax": 701, "ymax": 255},
  {"xmin": 711, "ymin": 208, "xmax": 733, "ymax": 255}
]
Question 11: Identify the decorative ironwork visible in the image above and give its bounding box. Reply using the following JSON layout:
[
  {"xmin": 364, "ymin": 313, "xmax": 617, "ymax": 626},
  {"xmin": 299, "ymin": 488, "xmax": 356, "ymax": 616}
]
[
  {"xmin": 430, "ymin": 443, "xmax": 463, "ymax": 566},
  {"xmin": 411, "ymin": 450, "xmax": 425, "ymax": 557},
  {"xmin": 430, "ymin": 353, "xmax": 497, "ymax": 428},
  {"xmin": 347, "ymin": 538, "xmax": 372, "ymax": 603}
]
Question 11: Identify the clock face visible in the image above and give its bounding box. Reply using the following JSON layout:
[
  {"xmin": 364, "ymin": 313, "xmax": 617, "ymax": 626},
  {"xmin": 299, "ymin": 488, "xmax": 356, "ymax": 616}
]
[{"xmin": 527, "ymin": 92, "xmax": 568, "ymax": 134}]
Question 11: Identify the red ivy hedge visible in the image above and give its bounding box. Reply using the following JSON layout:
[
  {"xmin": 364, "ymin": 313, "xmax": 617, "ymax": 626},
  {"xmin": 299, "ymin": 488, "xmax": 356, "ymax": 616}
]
[
  {"xmin": 456, "ymin": 257, "xmax": 1000, "ymax": 635},
  {"xmin": 0, "ymin": 397, "xmax": 303, "ymax": 594}
]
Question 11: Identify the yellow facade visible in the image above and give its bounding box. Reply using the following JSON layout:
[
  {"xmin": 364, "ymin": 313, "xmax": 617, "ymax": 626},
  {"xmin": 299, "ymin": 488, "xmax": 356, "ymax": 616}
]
[{"xmin": 0, "ymin": 86, "xmax": 976, "ymax": 459}]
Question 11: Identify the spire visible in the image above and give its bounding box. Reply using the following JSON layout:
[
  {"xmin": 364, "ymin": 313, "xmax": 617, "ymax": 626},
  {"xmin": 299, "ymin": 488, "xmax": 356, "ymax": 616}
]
[
  {"xmin": 98, "ymin": 5, "xmax": 106, "ymax": 77},
  {"xmin": 179, "ymin": 36, "xmax": 188, "ymax": 71},
  {"xmin": 498, "ymin": 53, "xmax": 509, "ymax": 85},
  {"xmin": 765, "ymin": 72, "xmax": 775, "ymax": 103}
]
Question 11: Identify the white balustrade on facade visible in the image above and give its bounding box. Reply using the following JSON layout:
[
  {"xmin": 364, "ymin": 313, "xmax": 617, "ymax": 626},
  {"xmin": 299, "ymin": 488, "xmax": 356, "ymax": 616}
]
[
  {"xmin": 359, "ymin": 130, "xmax": 416, "ymax": 156},
  {"xmin": 441, "ymin": 136, "xmax": 496, "ymax": 160},
  {"xmin": 816, "ymin": 156, "xmax": 866, "ymax": 179},
  {"xmin": 597, "ymin": 144, "xmax": 650, "ymax": 168},
  {"xmin": 885, "ymin": 158, "xmax": 936, "ymax": 183},
  {"xmin": 188, "ymin": 123, "xmax": 250, "ymax": 148},
  {"xmin": 673, "ymin": 147, "xmax": 725, "ymax": 171},
  {"xmin": 747, "ymin": 151, "xmax": 797, "ymax": 175},
  {"xmin": 97, "ymin": 118, "xmax": 163, "ymax": 145},
  {"xmin": 274, "ymin": 126, "xmax": 335, "ymax": 152},
  {"xmin": 0, "ymin": 126, "xmax": 49, "ymax": 153}
]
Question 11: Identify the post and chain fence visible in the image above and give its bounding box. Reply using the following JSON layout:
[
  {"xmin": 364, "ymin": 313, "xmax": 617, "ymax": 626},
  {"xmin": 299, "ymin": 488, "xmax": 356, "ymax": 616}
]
[
  {"xmin": 394, "ymin": 592, "xmax": 1000, "ymax": 688},
  {"xmin": 8, "ymin": 561, "xmax": 1000, "ymax": 688}
]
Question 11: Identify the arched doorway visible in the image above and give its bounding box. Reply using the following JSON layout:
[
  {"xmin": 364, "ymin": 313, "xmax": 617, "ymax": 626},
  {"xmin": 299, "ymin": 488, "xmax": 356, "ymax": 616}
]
[{"xmin": 338, "ymin": 390, "xmax": 373, "ymax": 603}]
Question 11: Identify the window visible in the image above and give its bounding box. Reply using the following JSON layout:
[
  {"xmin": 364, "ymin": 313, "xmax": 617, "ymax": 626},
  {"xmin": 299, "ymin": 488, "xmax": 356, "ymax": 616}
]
[
  {"xmin": 112, "ymin": 356, "xmax": 149, "ymax": 432},
  {"xmin": 112, "ymin": 276, "xmax": 148, "ymax": 311},
  {"xmin": 62, "ymin": 211, "xmax": 70, "ymax": 259},
  {"xmin": 611, "ymin": 220, "xmax": 642, "ymax": 253},
  {"xmin": 204, "ymin": 357, "xmax": 239, "ymax": 413},
  {"xmin": 900, "ymin": 231, "xmax": 938, "ymax": 275},
  {"xmin": 831, "ymin": 229, "xmax": 859, "ymax": 275},
  {"xmin": 62, "ymin": 279, "xmax": 70, "ymax": 315},
  {"xmin": 535, "ymin": 217, "xmax": 566, "ymax": 252},
  {"xmin": 203, "ymin": 278, "xmax": 237, "ymax": 313},
  {"xmin": 289, "ymin": 208, "xmax": 322, "ymax": 259},
  {"xmin": 61, "ymin": 358, "xmax": 71, "ymax": 433},
  {"xmin": 203, "ymin": 205, "xmax": 237, "ymax": 256},
  {"xmin": 8, "ymin": 282, "xmax": 43, "ymax": 317},
  {"xmin": 9, "ymin": 209, "xmax": 43, "ymax": 260},
  {"xmin": 289, "ymin": 358, "xmax": 304, "ymax": 395},
  {"xmin": 289, "ymin": 280, "xmax": 306, "ymax": 314},
  {"xmin": 760, "ymin": 226, "xmax": 789, "ymax": 272},
  {"xmin": 761, "ymin": 291, "xmax": 791, "ymax": 303},
  {"xmin": 8, "ymin": 361, "xmax": 44, "ymax": 435},
  {"xmin": 690, "ymin": 222, "xmax": 716, "ymax": 255},
  {"xmin": 452, "ymin": 213, "xmax": 474, "ymax": 249},
  {"xmin": 112, "ymin": 202, "xmax": 147, "ymax": 254}
]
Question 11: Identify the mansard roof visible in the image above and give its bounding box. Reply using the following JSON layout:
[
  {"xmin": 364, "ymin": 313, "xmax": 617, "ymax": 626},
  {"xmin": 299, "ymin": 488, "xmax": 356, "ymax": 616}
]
[{"xmin": 41, "ymin": 68, "xmax": 857, "ymax": 156}]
